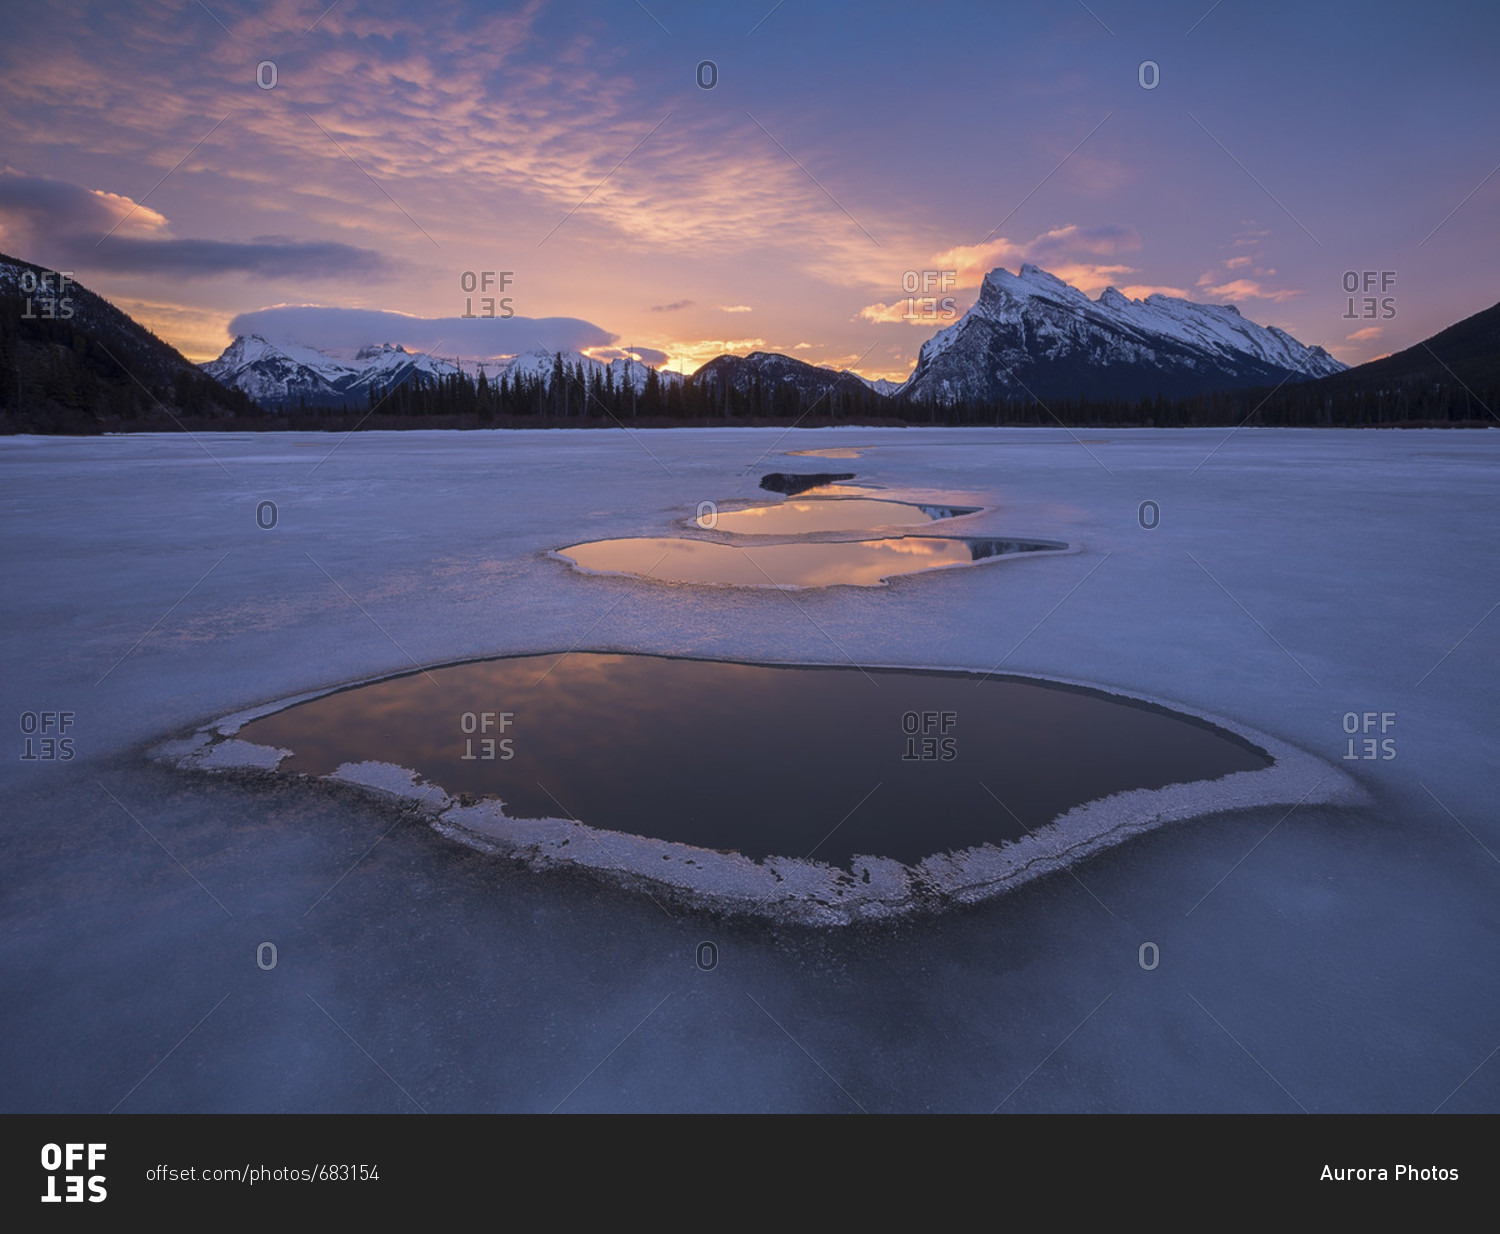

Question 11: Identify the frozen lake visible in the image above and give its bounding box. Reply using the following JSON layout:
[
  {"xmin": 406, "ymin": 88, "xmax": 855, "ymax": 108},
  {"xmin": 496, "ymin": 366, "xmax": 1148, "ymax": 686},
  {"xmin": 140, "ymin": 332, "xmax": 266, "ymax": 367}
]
[{"xmin": 2, "ymin": 426, "xmax": 1497, "ymax": 1112}]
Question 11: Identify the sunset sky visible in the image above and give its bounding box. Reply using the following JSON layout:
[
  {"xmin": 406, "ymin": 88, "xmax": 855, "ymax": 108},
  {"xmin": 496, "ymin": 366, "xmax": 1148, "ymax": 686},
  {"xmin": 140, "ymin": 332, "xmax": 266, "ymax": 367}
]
[{"xmin": 1, "ymin": 0, "xmax": 1496, "ymax": 379}]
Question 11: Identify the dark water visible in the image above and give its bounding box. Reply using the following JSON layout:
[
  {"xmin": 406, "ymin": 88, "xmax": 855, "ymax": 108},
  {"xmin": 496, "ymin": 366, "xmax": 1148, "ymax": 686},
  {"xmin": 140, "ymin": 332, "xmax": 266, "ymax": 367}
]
[{"xmin": 239, "ymin": 654, "xmax": 1270, "ymax": 869}]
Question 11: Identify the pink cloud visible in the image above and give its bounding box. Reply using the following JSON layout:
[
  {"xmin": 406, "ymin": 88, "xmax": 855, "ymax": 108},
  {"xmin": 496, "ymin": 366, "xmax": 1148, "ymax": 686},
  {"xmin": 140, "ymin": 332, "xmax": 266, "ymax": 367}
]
[
  {"xmin": 1044, "ymin": 263, "xmax": 1138, "ymax": 293},
  {"xmin": 1116, "ymin": 284, "xmax": 1194, "ymax": 300},
  {"xmin": 857, "ymin": 299, "xmax": 966, "ymax": 325},
  {"xmin": 1200, "ymin": 278, "xmax": 1304, "ymax": 303},
  {"xmin": 928, "ymin": 224, "xmax": 1142, "ymax": 290}
]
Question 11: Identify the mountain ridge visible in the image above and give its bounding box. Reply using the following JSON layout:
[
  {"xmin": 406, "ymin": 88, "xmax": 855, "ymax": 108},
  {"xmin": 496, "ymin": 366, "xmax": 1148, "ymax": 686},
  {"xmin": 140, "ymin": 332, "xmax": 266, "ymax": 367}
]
[
  {"xmin": 900, "ymin": 263, "xmax": 1346, "ymax": 404},
  {"xmin": 0, "ymin": 249, "xmax": 253, "ymax": 430}
]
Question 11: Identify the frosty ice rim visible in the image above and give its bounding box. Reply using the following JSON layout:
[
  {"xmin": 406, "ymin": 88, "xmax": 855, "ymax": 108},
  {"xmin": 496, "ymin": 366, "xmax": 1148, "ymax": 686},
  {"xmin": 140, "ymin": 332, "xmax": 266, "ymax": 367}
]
[{"xmin": 150, "ymin": 652, "xmax": 1369, "ymax": 928}]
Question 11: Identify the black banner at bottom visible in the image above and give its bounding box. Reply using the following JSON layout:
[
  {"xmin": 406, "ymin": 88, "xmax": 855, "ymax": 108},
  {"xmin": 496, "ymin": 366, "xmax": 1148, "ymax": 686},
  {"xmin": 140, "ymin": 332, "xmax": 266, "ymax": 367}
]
[{"xmin": 0, "ymin": 1114, "xmax": 1485, "ymax": 1217}]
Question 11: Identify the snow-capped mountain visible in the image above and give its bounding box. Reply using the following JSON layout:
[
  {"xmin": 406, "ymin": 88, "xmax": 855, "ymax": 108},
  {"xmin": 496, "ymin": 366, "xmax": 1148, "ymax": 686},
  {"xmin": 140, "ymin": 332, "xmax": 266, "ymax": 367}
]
[
  {"xmin": 854, "ymin": 374, "xmax": 907, "ymax": 397},
  {"xmin": 202, "ymin": 335, "xmax": 463, "ymax": 408},
  {"xmin": 204, "ymin": 337, "xmax": 682, "ymax": 409},
  {"xmin": 351, "ymin": 341, "xmax": 461, "ymax": 387},
  {"xmin": 902, "ymin": 264, "xmax": 1346, "ymax": 404}
]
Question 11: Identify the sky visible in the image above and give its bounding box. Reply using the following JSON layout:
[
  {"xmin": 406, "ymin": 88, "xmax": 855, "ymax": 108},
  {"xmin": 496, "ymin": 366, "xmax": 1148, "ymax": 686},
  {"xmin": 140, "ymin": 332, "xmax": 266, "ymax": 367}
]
[{"xmin": 1, "ymin": 0, "xmax": 1496, "ymax": 379}]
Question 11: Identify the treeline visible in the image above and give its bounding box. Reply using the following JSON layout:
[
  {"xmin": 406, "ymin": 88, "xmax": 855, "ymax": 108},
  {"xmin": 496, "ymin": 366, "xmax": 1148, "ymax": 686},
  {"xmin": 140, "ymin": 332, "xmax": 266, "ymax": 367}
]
[
  {"xmin": 346, "ymin": 355, "xmax": 897, "ymax": 424},
  {"xmin": 904, "ymin": 376, "xmax": 1497, "ymax": 429},
  {"xmin": 297, "ymin": 357, "xmax": 1496, "ymax": 430}
]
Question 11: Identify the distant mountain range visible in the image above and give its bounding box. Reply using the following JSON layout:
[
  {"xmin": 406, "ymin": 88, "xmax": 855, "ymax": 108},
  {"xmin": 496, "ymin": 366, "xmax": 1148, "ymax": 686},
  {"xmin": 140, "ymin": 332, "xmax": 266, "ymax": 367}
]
[
  {"xmin": 203, "ymin": 336, "xmax": 687, "ymax": 410},
  {"xmin": 201, "ymin": 265, "xmax": 1347, "ymax": 411},
  {"xmin": 901, "ymin": 264, "xmax": 1346, "ymax": 404},
  {"xmin": 2, "ymin": 245, "xmax": 1492, "ymax": 431}
]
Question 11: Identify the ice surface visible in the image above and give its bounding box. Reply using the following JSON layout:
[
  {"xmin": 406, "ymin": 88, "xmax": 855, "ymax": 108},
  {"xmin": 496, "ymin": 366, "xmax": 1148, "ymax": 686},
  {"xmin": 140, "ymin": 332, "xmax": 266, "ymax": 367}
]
[
  {"xmin": 180, "ymin": 737, "xmax": 291, "ymax": 772},
  {"xmin": 2, "ymin": 426, "xmax": 1497, "ymax": 1112}
]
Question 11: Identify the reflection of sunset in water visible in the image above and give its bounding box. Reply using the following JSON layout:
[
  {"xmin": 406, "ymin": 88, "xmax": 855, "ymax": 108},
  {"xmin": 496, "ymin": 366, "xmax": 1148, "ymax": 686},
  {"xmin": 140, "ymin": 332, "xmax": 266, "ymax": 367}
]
[
  {"xmin": 239, "ymin": 653, "xmax": 1270, "ymax": 869},
  {"xmin": 790, "ymin": 483, "xmax": 872, "ymax": 497},
  {"xmin": 557, "ymin": 535, "xmax": 1015, "ymax": 587},
  {"xmin": 709, "ymin": 498, "xmax": 947, "ymax": 535}
]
